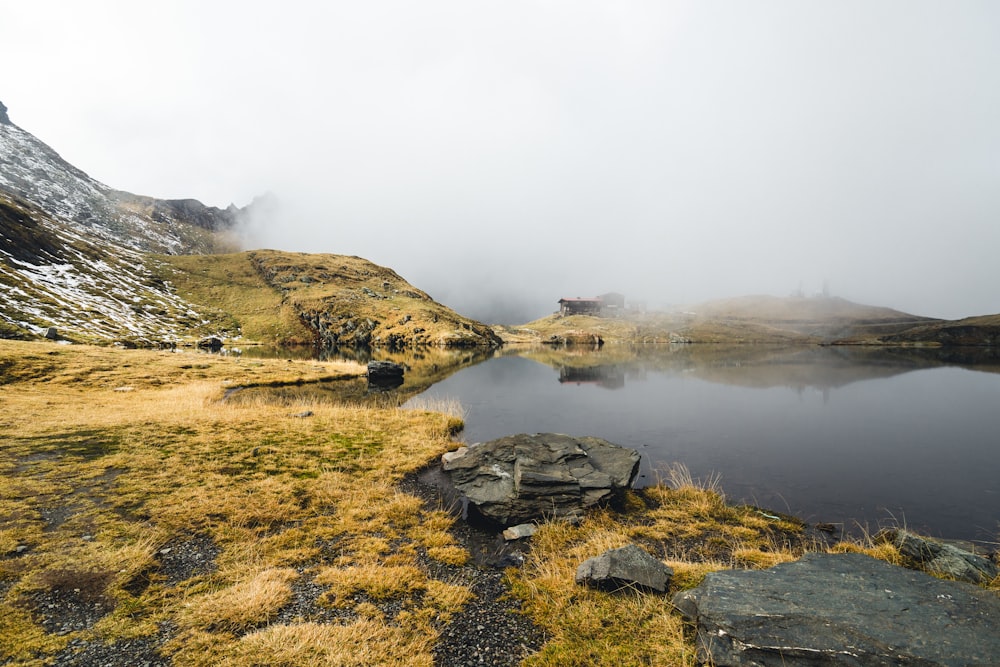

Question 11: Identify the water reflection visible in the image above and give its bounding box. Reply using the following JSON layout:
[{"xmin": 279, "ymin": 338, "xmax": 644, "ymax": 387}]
[
  {"xmin": 558, "ymin": 365, "xmax": 625, "ymax": 389},
  {"xmin": 220, "ymin": 344, "xmax": 497, "ymax": 406},
  {"xmin": 408, "ymin": 344, "xmax": 1000, "ymax": 542},
  {"xmin": 524, "ymin": 344, "xmax": 1000, "ymax": 391}
]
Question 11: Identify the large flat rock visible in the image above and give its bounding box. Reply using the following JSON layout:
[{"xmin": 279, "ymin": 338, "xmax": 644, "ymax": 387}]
[
  {"xmin": 673, "ymin": 552, "xmax": 1000, "ymax": 666},
  {"xmin": 441, "ymin": 433, "xmax": 640, "ymax": 527}
]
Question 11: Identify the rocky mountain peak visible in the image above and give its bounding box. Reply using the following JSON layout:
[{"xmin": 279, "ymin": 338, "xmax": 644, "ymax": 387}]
[{"xmin": 0, "ymin": 107, "xmax": 242, "ymax": 254}]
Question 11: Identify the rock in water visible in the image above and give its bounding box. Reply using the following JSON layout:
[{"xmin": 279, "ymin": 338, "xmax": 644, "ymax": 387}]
[
  {"xmin": 441, "ymin": 433, "xmax": 640, "ymax": 527},
  {"xmin": 196, "ymin": 336, "xmax": 223, "ymax": 351},
  {"xmin": 576, "ymin": 544, "xmax": 672, "ymax": 593},
  {"xmin": 673, "ymin": 552, "xmax": 1000, "ymax": 666},
  {"xmin": 367, "ymin": 360, "xmax": 405, "ymax": 389}
]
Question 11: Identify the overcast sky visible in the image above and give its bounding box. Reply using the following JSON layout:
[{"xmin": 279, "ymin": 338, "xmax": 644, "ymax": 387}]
[{"xmin": 3, "ymin": 1, "xmax": 999, "ymax": 322}]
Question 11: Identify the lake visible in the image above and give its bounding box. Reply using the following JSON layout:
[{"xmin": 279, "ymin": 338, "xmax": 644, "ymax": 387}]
[{"xmin": 403, "ymin": 345, "xmax": 1000, "ymax": 544}]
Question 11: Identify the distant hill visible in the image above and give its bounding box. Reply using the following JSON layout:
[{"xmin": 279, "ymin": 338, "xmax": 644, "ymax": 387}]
[
  {"xmin": 861, "ymin": 314, "xmax": 1000, "ymax": 347},
  {"xmin": 511, "ymin": 295, "xmax": 1000, "ymax": 347},
  {"xmin": 684, "ymin": 294, "xmax": 940, "ymax": 342}
]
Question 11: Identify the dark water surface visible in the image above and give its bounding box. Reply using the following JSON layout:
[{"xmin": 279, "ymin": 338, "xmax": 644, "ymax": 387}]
[{"xmin": 404, "ymin": 346, "xmax": 1000, "ymax": 543}]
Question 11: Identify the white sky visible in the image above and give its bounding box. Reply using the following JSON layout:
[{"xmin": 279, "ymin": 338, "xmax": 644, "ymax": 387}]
[{"xmin": 3, "ymin": 1, "xmax": 999, "ymax": 322}]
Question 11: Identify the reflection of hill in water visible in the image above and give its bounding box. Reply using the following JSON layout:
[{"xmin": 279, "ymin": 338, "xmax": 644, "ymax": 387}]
[{"xmin": 520, "ymin": 344, "xmax": 1000, "ymax": 391}]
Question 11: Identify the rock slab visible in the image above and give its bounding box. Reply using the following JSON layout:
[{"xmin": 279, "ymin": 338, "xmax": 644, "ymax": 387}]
[
  {"xmin": 880, "ymin": 528, "xmax": 999, "ymax": 584},
  {"xmin": 441, "ymin": 433, "xmax": 640, "ymax": 527},
  {"xmin": 673, "ymin": 552, "xmax": 1000, "ymax": 667},
  {"xmin": 576, "ymin": 544, "xmax": 672, "ymax": 593}
]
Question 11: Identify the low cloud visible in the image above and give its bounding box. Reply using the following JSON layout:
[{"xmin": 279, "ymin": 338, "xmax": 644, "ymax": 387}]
[{"xmin": 5, "ymin": 2, "xmax": 999, "ymax": 321}]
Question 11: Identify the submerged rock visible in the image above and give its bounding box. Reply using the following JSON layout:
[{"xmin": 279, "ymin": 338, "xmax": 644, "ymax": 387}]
[
  {"xmin": 441, "ymin": 433, "xmax": 640, "ymax": 527},
  {"xmin": 673, "ymin": 552, "xmax": 1000, "ymax": 666}
]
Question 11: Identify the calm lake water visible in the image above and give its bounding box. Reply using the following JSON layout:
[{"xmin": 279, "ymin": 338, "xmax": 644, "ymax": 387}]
[{"xmin": 403, "ymin": 345, "xmax": 1000, "ymax": 544}]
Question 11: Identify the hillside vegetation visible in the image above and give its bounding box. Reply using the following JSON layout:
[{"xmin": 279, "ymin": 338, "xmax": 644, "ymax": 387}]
[{"xmin": 160, "ymin": 250, "xmax": 502, "ymax": 349}]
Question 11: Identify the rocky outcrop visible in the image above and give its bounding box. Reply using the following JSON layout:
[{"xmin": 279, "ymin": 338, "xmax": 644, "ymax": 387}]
[
  {"xmin": 878, "ymin": 529, "xmax": 999, "ymax": 584},
  {"xmin": 0, "ymin": 100, "xmax": 10, "ymax": 125},
  {"xmin": 0, "ymin": 104, "xmax": 240, "ymax": 254},
  {"xmin": 245, "ymin": 251, "xmax": 503, "ymax": 351},
  {"xmin": 673, "ymin": 552, "xmax": 1000, "ymax": 667},
  {"xmin": 576, "ymin": 544, "xmax": 672, "ymax": 593},
  {"xmin": 441, "ymin": 433, "xmax": 640, "ymax": 527}
]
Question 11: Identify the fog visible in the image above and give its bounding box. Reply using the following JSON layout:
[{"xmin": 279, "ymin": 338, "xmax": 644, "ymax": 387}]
[{"xmin": 4, "ymin": 2, "xmax": 999, "ymax": 322}]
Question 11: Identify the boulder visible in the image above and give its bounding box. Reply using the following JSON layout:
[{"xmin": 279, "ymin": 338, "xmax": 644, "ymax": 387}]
[
  {"xmin": 197, "ymin": 336, "xmax": 223, "ymax": 351},
  {"xmin": 367, "ymin": 360, "xmax": 404, "ymax": 389},
  {"xmin": 576, "ymin": 544, "xmax": 672, "ymax": 593},
  {"xmin": 44, "ymin": 327, "xmax": 58, "ymax": 340},
  {"xmin": 441, "ymin": 433, "xmax": 640, "ymax": 527},
  {"xmin": 878, "ymin": 528, "xmax": 999, "ymax": 584},
  {"xmin": 673, "ymin": 552, "xmax": 1000, "ymax": 667}
]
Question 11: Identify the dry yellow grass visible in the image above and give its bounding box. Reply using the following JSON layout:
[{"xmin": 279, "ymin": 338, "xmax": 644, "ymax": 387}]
[
  {"xmin": 0, "ymin": 340, "xmax": 469, "ymax": 666},
  {"xmin": 3, "ymin": 340, "xmax": 992, "ymax": 666}
]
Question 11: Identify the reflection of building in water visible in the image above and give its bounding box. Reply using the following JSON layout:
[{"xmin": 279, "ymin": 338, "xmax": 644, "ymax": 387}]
[{"xmin": 558, "ymin": 365, "xmax": 626, "ymax": 389}]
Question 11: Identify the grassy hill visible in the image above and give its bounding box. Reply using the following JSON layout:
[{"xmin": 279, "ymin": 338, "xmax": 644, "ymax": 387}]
[
  {"xmin": 506, "ymin": 295, "xmax": 948, "ymax": 346},
  {"xmin": 160, "ymin": 250, "xmax": 502, "ymax": 350}
]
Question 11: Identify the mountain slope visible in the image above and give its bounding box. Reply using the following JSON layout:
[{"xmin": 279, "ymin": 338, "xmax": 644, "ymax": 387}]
[
  {"xmin": 0, "ymin": 101, "xmax": 239, "ymax": 254},
  {"xmin": 0, "ymin": 192, "xmax": 210, "ymax": 342},
  {"xmin": 161, "ymin": 250, "xmax": 503, "ymax": 349}
]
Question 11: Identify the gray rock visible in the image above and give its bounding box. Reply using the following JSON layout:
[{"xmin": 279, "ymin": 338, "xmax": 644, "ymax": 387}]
[
  {"xmin": 441, "ymin": 433, "xmax": 640, "ymax": 527},
  {"xmin": 367, "ymin": 360, "xmax": 404, "ymax": 379},
  {"xmin": 367, "ymin": 360, "xmax": 404, "ymax": 389},
  {"xmin": 196, "ymin": 336, "xmax": 223, "ymax": 351},
  {"xmin": 502, "ymin": 523, "xmax": 538, "ymax": 541},
  {"xmin": 576, "ymin": 544, "xmax": 672, "ymax": 593},
  {"xmin": 44, "ymin": 326, "xmax": 58, "ymax": 340},
  {"xmin": 879, "ymin": 528, "xmax": 999, "ymax": 584},
  {"xmin": 673, "ymin": 552, "xmax": 1000, "ymax": 666}
]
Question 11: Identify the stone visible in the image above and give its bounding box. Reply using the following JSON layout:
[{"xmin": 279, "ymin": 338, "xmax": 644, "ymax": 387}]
[
  {"xmin": 502, "ymin": 523, "xmax": 538, "ymax": 541},
  {"xmin": 196, "ymin": 336, "xmax": 223, "ymax": 351},
  {"xmin": 367, "ymin": 360, "xmax": 404, "ymax": 389},
  {"xmin": 441, "ymin": 433, "xmax": 640, "ymax": 527},
  {"xmin": 878, "ymin": 528, "xmax": 999, "ymax": 584},
  {"xmin": 44, "ymin": 326, "xmax": 58, "ymax": 340},
  {"xmin": 673, "ymin": 552, "xmax": 1000, "ymax": 666},
  {"xmin": 575, "ymin": 544, "xmax": 672, "ymax": 593}
]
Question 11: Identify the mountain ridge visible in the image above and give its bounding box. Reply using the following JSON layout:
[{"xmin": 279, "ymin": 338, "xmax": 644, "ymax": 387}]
[
  {"xmin": 0, "ymin": 101, "xmax": 501, "ymax": 348},
  {"xmin": 2, "ymin": 99, "xmax": 997, "ymax": 349},
  {"xmin": 0, "ymin": 102, "xmax": 240, "ymax": 255}
]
